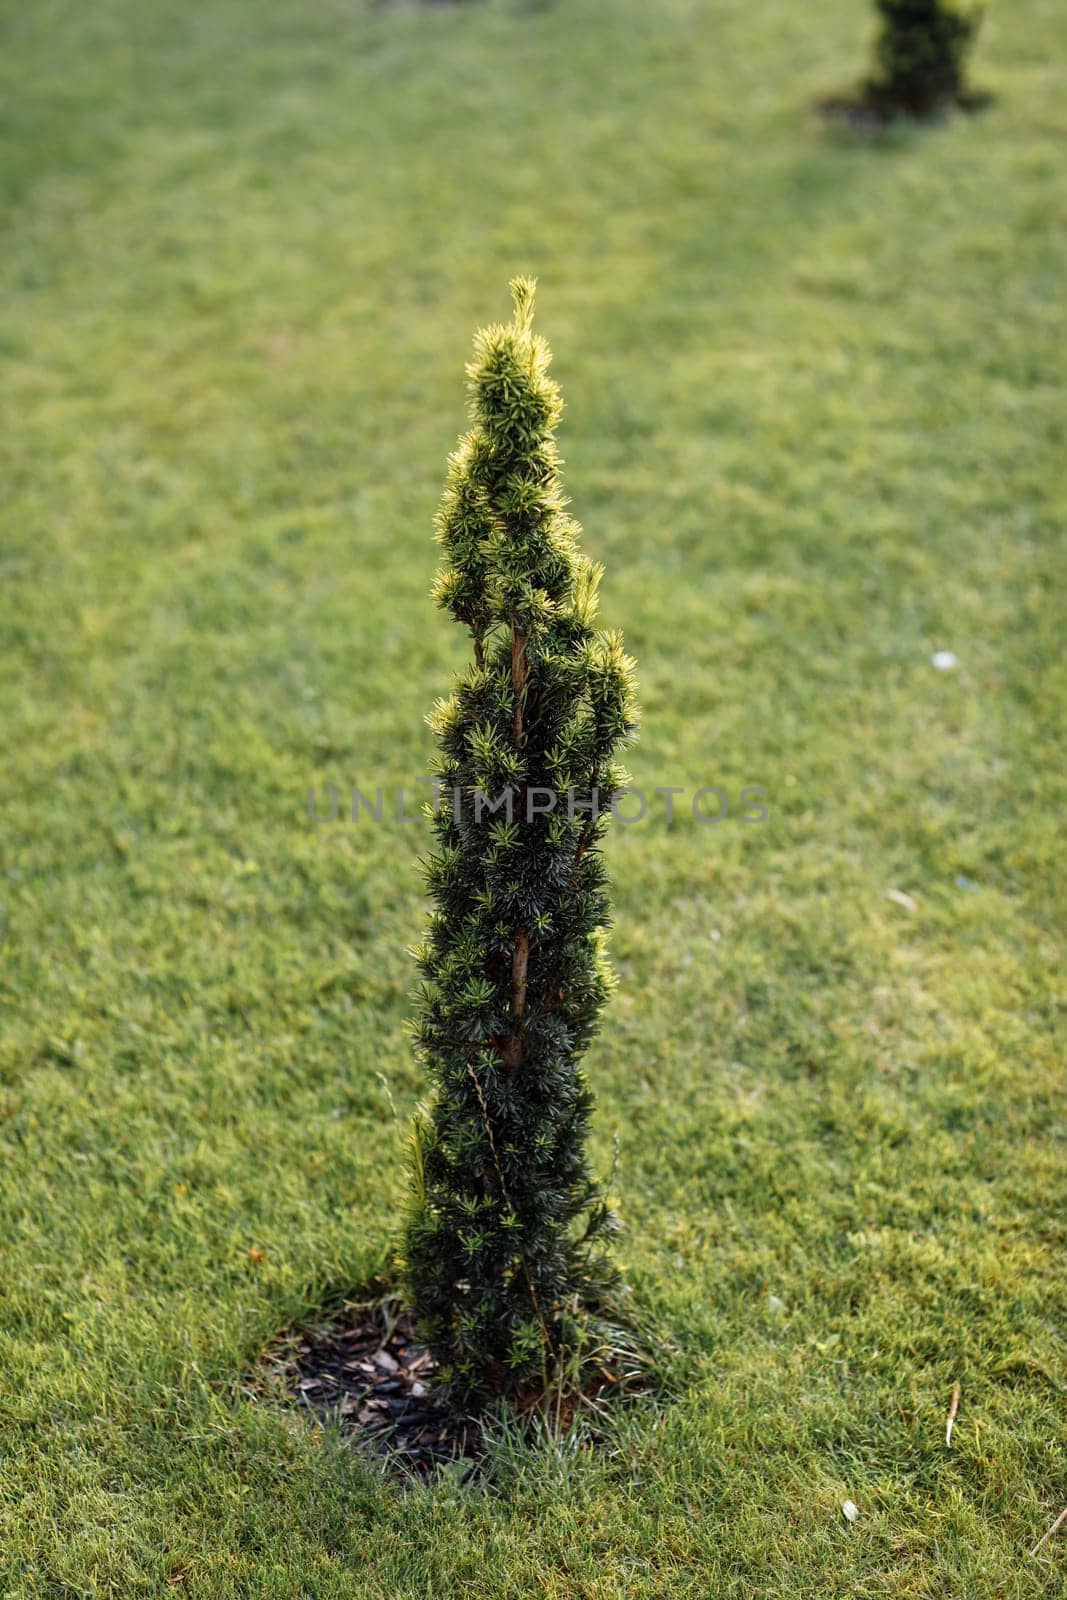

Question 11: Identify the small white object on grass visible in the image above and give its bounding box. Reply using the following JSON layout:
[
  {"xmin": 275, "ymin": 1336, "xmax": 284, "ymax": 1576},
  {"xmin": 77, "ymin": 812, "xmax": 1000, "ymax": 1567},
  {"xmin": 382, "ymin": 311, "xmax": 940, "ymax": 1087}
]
[
  {"xmin": 932, "ymin": 650, "xmax": 958, "ymax": 671},
  {"xmin": 768, "ymin": 1295, "xmax": 786, "ymax": 1313},
  {"xmin": 842, "ymin": 1500, "xmax": 858, "ymax": 1523}
]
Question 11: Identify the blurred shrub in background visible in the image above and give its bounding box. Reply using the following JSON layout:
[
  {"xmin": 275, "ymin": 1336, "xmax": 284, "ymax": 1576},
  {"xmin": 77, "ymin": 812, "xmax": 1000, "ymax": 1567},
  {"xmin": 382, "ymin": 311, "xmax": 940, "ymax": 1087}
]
[{"xmin": 868, "ymin": 0, "xmax": 986, "ymax": 114}]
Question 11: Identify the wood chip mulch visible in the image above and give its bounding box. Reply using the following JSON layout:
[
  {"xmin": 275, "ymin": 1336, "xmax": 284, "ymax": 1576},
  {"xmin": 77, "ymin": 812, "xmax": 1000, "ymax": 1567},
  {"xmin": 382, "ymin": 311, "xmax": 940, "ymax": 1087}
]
[{"xmin": 277, "ymin": 1305, "xmax": 483, "ymax": 1474}]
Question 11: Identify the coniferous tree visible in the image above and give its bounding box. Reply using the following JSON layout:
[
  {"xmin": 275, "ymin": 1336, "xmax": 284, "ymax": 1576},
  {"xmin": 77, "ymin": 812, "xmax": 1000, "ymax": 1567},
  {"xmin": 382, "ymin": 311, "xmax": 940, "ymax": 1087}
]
[
  {"xmin": 867, "ymin": 0, "xmax": 985, "ymax": 115},
  {"xmin": 403, "ymin": 280, "xmax": 638, "ymax": 1407}
]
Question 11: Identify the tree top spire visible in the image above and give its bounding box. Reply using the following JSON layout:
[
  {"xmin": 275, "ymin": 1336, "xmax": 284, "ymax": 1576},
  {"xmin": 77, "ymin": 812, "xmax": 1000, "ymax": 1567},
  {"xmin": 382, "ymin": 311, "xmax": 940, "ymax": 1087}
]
[{"xmin": 509, "ymin": 275, "xmax": 537, "ymax": 334}]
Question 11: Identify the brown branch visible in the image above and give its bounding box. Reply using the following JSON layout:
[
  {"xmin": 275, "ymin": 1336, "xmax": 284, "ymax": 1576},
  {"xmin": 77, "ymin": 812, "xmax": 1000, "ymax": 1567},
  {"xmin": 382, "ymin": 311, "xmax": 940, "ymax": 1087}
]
[
  {"xmin": 512, "ymin": 931, "xmax": 529, "ymax": 1018},
  {"xmin": 511, "ymin": 627, "xmax": 527, "ymax": 745},
  {"xmin": 1031, "ymin": 1504, "xmax": 1067, "ymax": 1559},
  {"xmin": 500, "ymin": 931, "xmax": 530, "ymax": 1072}
]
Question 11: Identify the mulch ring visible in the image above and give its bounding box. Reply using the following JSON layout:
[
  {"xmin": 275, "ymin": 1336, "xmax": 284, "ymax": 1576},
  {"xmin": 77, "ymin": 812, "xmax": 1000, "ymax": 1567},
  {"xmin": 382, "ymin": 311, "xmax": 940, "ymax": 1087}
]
[
  {"xmin": 267, "ymin": 1300, "xmax": 483, "ymax": 1476},
  {"xmin": 258, "ymin": 1290, "xmax": 659, "ymax": 1479}
]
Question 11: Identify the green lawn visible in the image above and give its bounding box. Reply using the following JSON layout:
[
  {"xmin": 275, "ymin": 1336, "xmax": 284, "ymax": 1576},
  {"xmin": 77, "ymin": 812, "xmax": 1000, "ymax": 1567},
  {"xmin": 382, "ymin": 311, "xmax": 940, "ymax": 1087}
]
[{"xmin": 2, "ymin": 0, "xmax": 1065, "ymax": 1594}]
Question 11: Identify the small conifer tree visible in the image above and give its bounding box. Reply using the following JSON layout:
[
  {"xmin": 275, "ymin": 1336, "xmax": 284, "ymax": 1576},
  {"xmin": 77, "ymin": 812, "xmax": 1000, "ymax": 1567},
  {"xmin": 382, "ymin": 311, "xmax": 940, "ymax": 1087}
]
[
  {"xmin": 867, "ymin": 0, "xmax": 985, "ymax": 115},
  {"xmin": 404, "ymin": 280, "xmax": 638, "ymax": 1407}
]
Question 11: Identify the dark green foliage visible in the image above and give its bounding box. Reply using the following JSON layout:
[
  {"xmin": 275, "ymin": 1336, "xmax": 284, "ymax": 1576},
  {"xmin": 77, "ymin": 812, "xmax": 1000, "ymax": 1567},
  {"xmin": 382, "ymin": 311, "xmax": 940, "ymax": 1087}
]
[
  {"xmin": 868, "ymin": 0, "xmax": 985, "ymax": 114},
  {"xmin": 403, "ymin": 281, "xmax": 638, "ymax": 1406}
]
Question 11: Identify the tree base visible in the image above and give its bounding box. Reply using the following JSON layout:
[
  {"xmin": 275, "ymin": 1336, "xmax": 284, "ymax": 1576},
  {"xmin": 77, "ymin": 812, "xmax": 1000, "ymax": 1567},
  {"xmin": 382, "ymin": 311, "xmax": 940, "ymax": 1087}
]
[
  {"xmin": 816, "ymin": 85, "xmax": 992, "ymax": 128},
  {"xmin": 252, "ymin": 1281, "xmax": 658, "ymax": 1481}
]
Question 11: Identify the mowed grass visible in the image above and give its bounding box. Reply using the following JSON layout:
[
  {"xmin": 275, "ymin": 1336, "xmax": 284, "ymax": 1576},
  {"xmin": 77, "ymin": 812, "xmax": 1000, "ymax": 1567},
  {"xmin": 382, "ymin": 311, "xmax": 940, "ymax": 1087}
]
[{"xmin": 1, "ymin": 0, "xmax": 1065, "ymax": 1594}]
